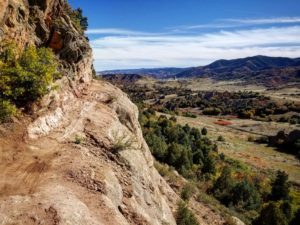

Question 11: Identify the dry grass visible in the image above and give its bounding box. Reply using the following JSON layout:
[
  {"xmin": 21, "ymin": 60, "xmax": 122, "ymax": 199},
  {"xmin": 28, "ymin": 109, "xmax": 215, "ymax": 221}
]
[{"xmin": 164, "ymin": 113, "xmax": 300, "ymax": 184}]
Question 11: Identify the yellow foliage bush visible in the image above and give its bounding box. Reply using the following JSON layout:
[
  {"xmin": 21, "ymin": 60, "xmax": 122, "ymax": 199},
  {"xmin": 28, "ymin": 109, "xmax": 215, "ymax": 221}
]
[{"xmin": 0, "ymin": 42, "xmax": 59, "ymax": 122}]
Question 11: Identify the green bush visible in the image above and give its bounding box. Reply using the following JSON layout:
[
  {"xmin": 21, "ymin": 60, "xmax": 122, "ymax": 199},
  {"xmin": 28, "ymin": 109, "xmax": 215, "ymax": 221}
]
[
  {"xmin": 112, "ymin": 133, "xmax": 136, "ymax": 153},
  {"xmin": 290, "ymin": 208, "xmax": 300, "ymax": 225},
  {"xmin": 183, "ymin": 112, "xmax": 197, "ymax": 118},
  {"xmin": 176, "ymin": 201, "xmax": 199, "ymax": 225},
  {"xmin": 231, "ymin": 177, "xmax": 261, "ymax": 210},
  {"xmin": 0, "ymin": 100, "xmax": 17, "ymax": 122},
  {"xmin": 74, "ymin": 135, "xmax": 85, "ymax": 144},
  {"xmin": 0, "ymin": 42, "xmax": 58, "ymax": 122},
  {"xmin": 217, "ymin": 135, "xmax": 225, "ymax": 142},
  {"xmin": 201, "ymin": 127, "xmax": 208, "ymax": 135},
  {"xmin": 203, "ymin": 107, "xmax": 221, "ymax": 116},
  {"xmin": 253, "ymin": 202, "xmax": 289, "ymax": 225},
  {"xmin": 64, "ymin": 3, "xmax": 88, "ymax": 32},
  {"xmin": 181, "ymin": 183, "xmax": 196, "ymax": 202},
  {"xmin": 270, "ymin": 170, "xmax": 291, "ymax": 201},
  {"xmin": 141, "ymin": 110, "xmax": 216, "ymax": 179},
  {"xmin": 145, "ymin": 133, "xmax": 168, "ymax": 160},
  {"xmin": 212, "ymin": 167, "xmax": 261, "ymax": 210}
]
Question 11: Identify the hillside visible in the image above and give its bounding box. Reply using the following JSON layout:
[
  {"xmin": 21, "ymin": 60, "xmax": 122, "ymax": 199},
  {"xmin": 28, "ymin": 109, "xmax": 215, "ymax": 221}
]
[
  {"xmin": 99, "ymin": 67, "xmax": 190, "ymax": 79},
  {"xmin": 102, "ymin": 74, "xmax": 150, "ymax": 85},
  {"xmin": 177, "ymin": 56, "xmax": 300, "ymax": 86},
  {"xmin": 100, "ymin": 56, "xmax": 300, "ymax": 87}
]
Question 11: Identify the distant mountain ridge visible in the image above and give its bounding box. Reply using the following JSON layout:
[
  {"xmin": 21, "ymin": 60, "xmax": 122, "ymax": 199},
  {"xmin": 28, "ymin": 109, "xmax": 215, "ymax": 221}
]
[
  {"xmin": 98, "ymin": 67, "xmax": 190, "ymax": 78},
  {"xmin": 101, "ymin": 74, "xmax": 148, "ymax": 85},
  {"xmin": 176, "ymin": 56, "xmax": 300, "ymax": 86},
  {"xmin": 99, "ymin": 56, "xmax": 300, "ymax": 87}
]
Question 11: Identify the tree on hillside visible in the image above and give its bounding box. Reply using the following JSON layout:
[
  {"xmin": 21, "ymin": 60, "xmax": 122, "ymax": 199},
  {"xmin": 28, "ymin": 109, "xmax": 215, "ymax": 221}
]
[
  {"xmin": 270, "ymin": 170, "xmax": 291, "ymax": 201},
  {"xmin": 231, "ymin": 177, "xmax": 261, "ymax": 210},
  {"xmin": 212, "ymin": 167, "xmax": 234, "ymax": 205},
  {"xmin": 253, "ymin": 202, "xmax": 288, "ymax": 225},
  {"xmin": 289, "ymin": 208, "xmax": 300, "ymax": 225},
  {"xmin": 201, "ymin": 127, "xmax": 208, "ymax": 135}
]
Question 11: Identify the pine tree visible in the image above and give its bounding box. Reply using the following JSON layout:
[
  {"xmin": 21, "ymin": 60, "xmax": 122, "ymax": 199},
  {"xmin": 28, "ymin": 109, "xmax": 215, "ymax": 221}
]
[{"xmin": 270, "ymin": 170, "xmax": 291, "ymax": 201}]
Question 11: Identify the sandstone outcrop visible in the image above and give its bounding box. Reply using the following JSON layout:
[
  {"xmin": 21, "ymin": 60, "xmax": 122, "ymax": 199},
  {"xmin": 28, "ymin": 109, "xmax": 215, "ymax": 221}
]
[
  {"xmin": 0, "ymin": 1, "xmax": 177, "ymax": 224},
  {"xmin": 0, "ymin": 80, "xmax": 179, "ymax": 225},
  {"xmin": 0, "ymin": 1, "xmax": 226, "ymax": 224}
]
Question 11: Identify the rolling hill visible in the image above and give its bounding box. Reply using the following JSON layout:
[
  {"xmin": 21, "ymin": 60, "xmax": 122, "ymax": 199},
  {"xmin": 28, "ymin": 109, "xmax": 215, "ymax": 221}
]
[
  {"xmin": 98, "ymin": 67, "xmax": 190, "ymax": 79},
  {"xmin": 176, "ymin": 56, "xmax": 300, "ymax": 86},
  {"xmin": 100, "ymin": 56, "xmax": 300, "ymax": 87}
]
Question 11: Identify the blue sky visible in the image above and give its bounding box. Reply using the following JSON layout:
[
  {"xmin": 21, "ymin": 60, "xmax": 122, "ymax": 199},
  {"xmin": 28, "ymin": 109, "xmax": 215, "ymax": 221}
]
[{"xmin": 69, "ymin": 0, "xmax": 300, "ymax": 71}]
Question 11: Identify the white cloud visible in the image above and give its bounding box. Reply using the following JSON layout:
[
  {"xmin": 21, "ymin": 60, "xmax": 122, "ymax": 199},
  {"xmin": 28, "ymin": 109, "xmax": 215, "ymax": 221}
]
[
  {"xmin": 90, "ymin": 26, "xmax": 300, "ymax": 71},
  {"xmin": 86, "ymin": 28, "xmax": 151, "ymax": 36},
  {"xmin": 223, "ymin": 17, "xmax": 300, "ymax": 25},
  {"xmin": 170, "ymin": 17, "xmax": 300, "ymax": 31}
]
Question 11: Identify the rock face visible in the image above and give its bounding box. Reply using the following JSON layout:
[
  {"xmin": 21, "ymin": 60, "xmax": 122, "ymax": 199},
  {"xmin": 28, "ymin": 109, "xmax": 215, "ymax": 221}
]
[
  {"xmin": 0, "ymin": 0, "xmax": 93, "ymax": 86},
  {"xmin": 0, "ymin": 1, "xmax": 226, "ymax": 225},
  {"xmin": 0, "ymin": 80, "xmax": 178, "ymax": 225},
  {"xmin": 0, "ymin": 1, "xmax": 178, "ymax": 224}
]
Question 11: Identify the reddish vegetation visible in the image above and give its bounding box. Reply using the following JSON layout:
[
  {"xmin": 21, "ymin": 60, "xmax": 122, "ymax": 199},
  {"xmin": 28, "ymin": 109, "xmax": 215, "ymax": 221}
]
[{"xmin": 214, "ymin": 120, "xmax": 233, "ymax": 126}]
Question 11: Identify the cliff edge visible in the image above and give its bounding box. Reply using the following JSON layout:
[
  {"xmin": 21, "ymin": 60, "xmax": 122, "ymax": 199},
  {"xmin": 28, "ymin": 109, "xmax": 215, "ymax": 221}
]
[
  {"xmin": 0, "ymin": 1, "xmax": 177, "ymax": 224},
  {"xmin": 0, "ymin": 1, "xmax": 226, "ymax": 225}
]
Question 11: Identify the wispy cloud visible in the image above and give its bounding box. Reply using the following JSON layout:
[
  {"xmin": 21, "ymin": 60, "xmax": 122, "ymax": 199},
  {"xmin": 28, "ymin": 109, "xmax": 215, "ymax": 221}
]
[
  {"xmin": 171, "ymin": 17, "xmax": 300, "ymax": 31},
  {"xmin": 224, "ymin": 17, "xmax": 300, "ymax": 25},
  {"xmin": 86, "ymin": 28, "xmax": 152, "ymax": 36},
  {"xmin": 90, "ymin": 26, "xmax": 300, "ymax": 71}
]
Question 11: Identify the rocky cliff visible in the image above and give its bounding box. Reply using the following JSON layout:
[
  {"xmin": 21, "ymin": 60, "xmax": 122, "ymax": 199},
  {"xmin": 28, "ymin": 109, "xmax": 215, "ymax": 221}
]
[
  {"xmin": 0, "ymin": 1, "xmax": 225, "ymax": 225},
  {"xmin": 0, "ymin": 1, "xmax": 178, "ymax": 224}
]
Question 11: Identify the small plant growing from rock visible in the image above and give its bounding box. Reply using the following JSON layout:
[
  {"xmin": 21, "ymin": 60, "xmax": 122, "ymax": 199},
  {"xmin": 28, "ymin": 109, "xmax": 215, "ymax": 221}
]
[
  {"xmin": 74, "ymin": 135, "xmax": 85, "ymax": 144},
  {"xmin": 111, "ymin": 131, "xmax": 136, "ymax": 153}
]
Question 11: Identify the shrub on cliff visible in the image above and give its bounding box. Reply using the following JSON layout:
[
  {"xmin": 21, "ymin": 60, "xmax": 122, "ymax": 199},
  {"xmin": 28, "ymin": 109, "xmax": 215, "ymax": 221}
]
[
  {"xmin": 64, "ymin": 2, "xmax": 88, "ymax": 32},
  {"xmin": 176, "ymin": 201, "xmax": 199, "ymax": 225},
  {"xmin": 0, "ymin": 42, "xmax": 58, "ymax": 122},
  {"xmin": 0, "ymin": 100, "xmax": 17, "ymax": 122},
  {"xmin": 181, "ymin": 183, "xmax": 196, "ymax": 202}
]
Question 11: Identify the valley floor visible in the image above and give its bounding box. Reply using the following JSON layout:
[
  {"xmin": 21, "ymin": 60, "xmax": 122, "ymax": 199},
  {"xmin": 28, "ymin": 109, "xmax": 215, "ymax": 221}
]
[{"xmin": 160, "ymin": 112, "xmax": 300, "ymax": 185}]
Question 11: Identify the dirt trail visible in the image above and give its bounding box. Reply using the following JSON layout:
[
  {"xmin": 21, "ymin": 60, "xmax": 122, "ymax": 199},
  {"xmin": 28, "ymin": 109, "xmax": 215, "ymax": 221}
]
[
  {"xmin": 0, "ymin": 128, "xmax": 53, "ymax": 197},
  {"xmin": 0, "ymin": 87, "xmax": 98, "ymax": 198},
  {"xmin": 0, "ymin": 116, "xmax": 68, "ymax": 198}
]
